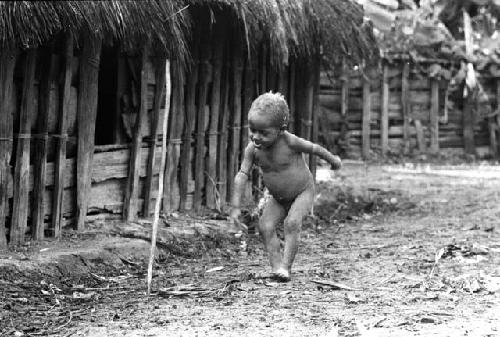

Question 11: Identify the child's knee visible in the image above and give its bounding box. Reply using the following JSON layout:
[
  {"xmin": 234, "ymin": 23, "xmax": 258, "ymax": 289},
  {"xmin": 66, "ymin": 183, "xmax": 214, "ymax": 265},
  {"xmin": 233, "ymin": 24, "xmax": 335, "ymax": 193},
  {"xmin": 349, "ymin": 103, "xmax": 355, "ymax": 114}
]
[
  {"xmin": 284, "ymin": 217, "xmax": 301, "ymax": 234},
  {"xmin": 258, "ymin": 220, "xmax": 275, "ymax": 236}
]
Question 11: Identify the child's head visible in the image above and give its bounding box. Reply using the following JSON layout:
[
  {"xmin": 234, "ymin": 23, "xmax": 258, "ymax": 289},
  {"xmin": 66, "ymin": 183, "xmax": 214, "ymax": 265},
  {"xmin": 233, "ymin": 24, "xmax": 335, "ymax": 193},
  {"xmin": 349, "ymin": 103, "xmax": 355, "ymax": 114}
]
[{"xmin": 248, "ymin": 92, "xmax": 289, "ymax": 130}]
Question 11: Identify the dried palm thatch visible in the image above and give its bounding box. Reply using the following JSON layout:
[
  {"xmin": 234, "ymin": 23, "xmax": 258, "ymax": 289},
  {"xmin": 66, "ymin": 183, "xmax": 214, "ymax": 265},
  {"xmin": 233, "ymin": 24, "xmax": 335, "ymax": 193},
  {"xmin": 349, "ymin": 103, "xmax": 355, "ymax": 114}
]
[
  {"xmin": 185, "ymin": 0, "xmax": 378, "ymax": 67},
  {"xmin": 0, "ymin": 1, "xmax": 190, "ymax": 59}
]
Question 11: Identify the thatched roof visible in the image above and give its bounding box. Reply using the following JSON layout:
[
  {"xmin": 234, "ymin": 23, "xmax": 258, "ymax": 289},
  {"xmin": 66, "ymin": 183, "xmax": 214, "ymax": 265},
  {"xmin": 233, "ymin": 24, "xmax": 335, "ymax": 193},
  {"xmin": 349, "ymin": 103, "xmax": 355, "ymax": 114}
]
[
  {"xmin": 0, "ymin": 0, "xmax": 377, "ymax": 67},
  {"xmin": 186, "ymin": 0, "xmax": 378, "ymax": 67},
  {"xmin": 0, "ymin": 1, "xmax": 190, "ymax": 58}
]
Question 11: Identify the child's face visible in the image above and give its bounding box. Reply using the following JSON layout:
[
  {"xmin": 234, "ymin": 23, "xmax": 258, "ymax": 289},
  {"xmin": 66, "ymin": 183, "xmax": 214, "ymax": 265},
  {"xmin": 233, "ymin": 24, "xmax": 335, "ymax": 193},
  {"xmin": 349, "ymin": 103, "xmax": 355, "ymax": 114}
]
[{"xmin": 248, "ymin": 113, "xmax": 281, "ymax": 149}]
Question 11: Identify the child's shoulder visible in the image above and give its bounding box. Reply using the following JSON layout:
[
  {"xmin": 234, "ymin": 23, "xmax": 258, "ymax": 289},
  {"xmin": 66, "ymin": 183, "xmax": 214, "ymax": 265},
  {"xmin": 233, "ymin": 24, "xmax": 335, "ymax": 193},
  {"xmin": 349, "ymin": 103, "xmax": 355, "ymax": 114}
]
[{"xmin": 282, "ymin": 131, "xmax": 302, "ymax": 145}]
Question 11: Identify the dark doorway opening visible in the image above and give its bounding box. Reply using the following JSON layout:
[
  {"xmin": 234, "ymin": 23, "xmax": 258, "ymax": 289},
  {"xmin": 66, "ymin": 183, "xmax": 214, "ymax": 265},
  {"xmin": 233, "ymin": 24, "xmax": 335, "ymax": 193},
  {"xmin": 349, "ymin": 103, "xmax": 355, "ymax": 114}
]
[{"xmin": 95, "ymin": 47, "xmax": 118, "ymax": 145}]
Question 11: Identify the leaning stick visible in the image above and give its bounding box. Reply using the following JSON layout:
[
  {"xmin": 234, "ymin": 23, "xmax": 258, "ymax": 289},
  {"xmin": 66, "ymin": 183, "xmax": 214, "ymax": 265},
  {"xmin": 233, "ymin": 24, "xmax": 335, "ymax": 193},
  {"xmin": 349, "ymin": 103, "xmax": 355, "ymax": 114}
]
[{"xmin": 147, "ymin": 59, "xmax": 172, "ymax": 295}]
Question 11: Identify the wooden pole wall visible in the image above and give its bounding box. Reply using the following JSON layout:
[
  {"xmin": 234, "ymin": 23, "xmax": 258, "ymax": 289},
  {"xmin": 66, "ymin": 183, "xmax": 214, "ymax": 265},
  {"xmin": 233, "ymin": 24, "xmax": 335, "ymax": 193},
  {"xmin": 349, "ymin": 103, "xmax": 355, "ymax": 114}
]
[
  {"xmin": 32, "ymin": 48, "xmax": 56, "ymax": 240},
  {"xmin": 0, "ymin": 47, "xmax": 17, "ymax": 248},
  {"xmin": 124, "ymin": 43, "xmax": 149, "ymax": 220},
  {"xmin": 52, "ymin": 35, "xmax": 73, "ymax": 238},
  {"xmin": 10, "ymin": 50, "xmax": 37, "ymax": 244},
  {"xmin": 76, "ymin": 34, "xmax": 102, "ymax": 230}
]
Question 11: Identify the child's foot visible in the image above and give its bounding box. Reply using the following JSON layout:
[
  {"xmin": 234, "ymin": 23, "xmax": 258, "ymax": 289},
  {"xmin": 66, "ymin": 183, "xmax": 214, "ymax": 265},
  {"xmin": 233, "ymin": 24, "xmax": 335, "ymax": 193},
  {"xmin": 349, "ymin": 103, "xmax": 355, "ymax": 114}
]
[{"xmin": 272, "ymin": 268, "xmax": 291, "ymax": 282}]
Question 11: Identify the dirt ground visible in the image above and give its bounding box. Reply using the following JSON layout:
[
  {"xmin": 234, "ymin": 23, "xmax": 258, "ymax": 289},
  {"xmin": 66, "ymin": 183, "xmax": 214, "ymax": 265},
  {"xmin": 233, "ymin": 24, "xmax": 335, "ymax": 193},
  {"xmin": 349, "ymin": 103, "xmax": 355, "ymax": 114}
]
[{"xmin": 1, "ymin": 163, "xmax": 500, "ymax": 337}]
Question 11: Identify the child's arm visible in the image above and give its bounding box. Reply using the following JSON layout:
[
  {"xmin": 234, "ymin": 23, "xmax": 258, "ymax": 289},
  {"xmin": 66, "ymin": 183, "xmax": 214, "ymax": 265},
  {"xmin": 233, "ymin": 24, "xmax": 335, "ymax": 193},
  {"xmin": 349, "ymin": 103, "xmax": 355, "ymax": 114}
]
[
  {"xmin": 285, "ymin": 131, "xmax": 341, "ymax": 170},
  {"xmin": 229, "ymin": 143, "xmax": 255, "ymax": 220}
]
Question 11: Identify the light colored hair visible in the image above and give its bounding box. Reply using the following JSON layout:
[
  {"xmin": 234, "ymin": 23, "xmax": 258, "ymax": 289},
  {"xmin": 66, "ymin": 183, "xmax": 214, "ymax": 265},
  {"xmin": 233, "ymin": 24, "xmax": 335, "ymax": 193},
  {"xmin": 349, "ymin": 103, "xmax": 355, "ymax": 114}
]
[{"xmin": 248, "ymin": 92, "xmax": 289, "ymax": 128}]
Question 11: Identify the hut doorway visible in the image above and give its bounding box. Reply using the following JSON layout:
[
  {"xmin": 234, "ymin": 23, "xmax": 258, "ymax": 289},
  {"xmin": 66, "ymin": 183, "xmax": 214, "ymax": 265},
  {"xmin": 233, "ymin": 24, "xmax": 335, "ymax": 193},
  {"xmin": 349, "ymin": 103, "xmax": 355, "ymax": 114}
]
[{"xmin": 95, "ymin": 47, "xmax": 118, "ymax": 146}]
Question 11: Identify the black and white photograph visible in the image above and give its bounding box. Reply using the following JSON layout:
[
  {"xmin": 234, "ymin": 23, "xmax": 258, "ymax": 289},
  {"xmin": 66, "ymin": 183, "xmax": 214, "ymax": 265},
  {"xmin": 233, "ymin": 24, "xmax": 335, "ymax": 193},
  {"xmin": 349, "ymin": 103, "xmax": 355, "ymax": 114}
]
[{"xmin": 1, "ymin": 0, "xmax": 499, "ymax": 336}]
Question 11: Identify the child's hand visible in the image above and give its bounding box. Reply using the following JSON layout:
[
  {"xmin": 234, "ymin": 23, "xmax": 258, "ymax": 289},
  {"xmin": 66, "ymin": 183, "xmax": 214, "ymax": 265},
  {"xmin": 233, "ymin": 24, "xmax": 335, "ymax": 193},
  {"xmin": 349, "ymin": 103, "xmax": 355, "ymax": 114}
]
[{"xmin": 331, "ymin": 155, "xmax": 342, "ymax": 170}]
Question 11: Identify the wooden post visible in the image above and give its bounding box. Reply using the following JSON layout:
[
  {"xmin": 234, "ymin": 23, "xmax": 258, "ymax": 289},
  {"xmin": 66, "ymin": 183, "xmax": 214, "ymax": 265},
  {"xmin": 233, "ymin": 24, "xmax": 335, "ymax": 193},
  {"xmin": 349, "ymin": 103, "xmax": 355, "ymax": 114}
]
[
  {"xmin": 495, "ymin": 79, "xmax": 500, "ymax": 157},
  {"xmin": 227, "ymin": 36, "xmax": 243, "ymax": 201},
  {"xmin": 32, "ymin": 48, "xmax": 56, "ymax": 240},
  {"xmin": 362, "ymin": 72, "xmax": 371, "ymax": 159},
  {"xmin": 463, "ymin": 97, "xmax": 476, "ymax": 155},
  {"xmin": 76, "ymin": 35, "xmax": 102, "ymax": 230},
  {"xmin": 242, "ymin": 57, "xmax": 255, "ymax": 155},
  {"xmin": 124, "ymin": 43, "xmax": 149, "ymax": 221},
  {"xmin": 11, "ymin": 50, "xmax": 37, "ymax": 244},
  {"xmin": 52, "ymin": 35, "xmax": 73, "ymax": 238},
  {"xmin": 206, "ymin": 22, "xmax": 225, "ymax": 210},
  {"xmin": 430, "ymin": 78, "xmax": 440, "ymax": 153},
  {"xmin": 462, "ymin": 10, "xmax": 476, "ymax": 156},
  {"xmin": 179, "ymin": 50, "xmax": 199, "ymax": 211},
  {"xmin": 381, "ymin": 63, "xmax": 389, "ymax": 155},
  {"xmin": 194, "ymin": 34, "xmax": 211, "ymax": 212},
  {"xmin": 414, "ymin": 119, "xmax": 426, "ymax": 152},
  {"xmin": 217, "ymin": 59, "xmax": 230, "ymax": 204},
  {"xmin": 309, "ymin": 56, "xmax": 320, "ymax": 178},
  {"xmin": 340, "ymin": 61, "xmax": 349, "ymax": 150},
  {"xmin": 258, "ymin": 44, "xmax": 267, "ymax": 94},
  {"xmin": 402, "ymin": 62, "xmax": 411, "ymax": 155},
  {"xmin": 143, "ymin": 58, "xmax": 166, "ymax": 217},
  {"xmin": 0, "ymin": 47, "xmax": 17, "ymax": 248},
  {"xmin": 288, "ymin": 61, "xmax": 296, "ymax": 133},
  {"xmin": 163, "ymin": 61, "xmax": 184, "ymax": 211}
]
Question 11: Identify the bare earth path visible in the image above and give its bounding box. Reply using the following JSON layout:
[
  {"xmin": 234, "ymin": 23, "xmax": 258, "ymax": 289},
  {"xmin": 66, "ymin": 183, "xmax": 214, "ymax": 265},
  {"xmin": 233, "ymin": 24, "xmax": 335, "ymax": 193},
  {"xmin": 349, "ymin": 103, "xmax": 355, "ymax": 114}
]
[{"xmin": 2, "ymin": 164, "xmax": 500, "ymax": 336}]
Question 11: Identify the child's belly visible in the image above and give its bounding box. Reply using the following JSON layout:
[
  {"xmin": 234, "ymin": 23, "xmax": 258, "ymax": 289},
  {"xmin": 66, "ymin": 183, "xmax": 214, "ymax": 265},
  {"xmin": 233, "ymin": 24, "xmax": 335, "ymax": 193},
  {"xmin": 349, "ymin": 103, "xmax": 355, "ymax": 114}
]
[{"xmin": 263, "ymin": 167, "xmax": 313, "ymax": 202}]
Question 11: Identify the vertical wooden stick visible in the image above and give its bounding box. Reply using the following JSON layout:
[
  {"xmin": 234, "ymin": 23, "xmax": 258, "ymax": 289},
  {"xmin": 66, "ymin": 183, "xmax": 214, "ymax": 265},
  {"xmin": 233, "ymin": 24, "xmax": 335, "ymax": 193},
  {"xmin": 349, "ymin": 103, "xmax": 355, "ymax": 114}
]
[
  {"xmin": 259, "ymin": 44, "xmax": 267, "ymax": 94},
  {"xmin": 206, "ymin": 23, "xmax": 225, "ymax": 210},
  {"xmin": 414, "ymin": 119, "xmax": 426, "ymax": 152},
  {"xmin": 143, "ymin": 58, "xmax": 166, "ymax": 217},
  {"xmin": 179, "ymin": 56, "xmax": 199, "ymax": 211},
  {"xmin": 52, "ymin": 35, "xmax": 73, "ymax": 238},
  {"xmin": 310, "ymin": 56, "xmax": 321, "ymax": 178},
  {"xmin": 76, "ymin": 35, "xmax": 102, "ymax": 230},
  {"xmin": 340, "ymin": 61, "xmax": 349, "ymax": 150},
  {"xmin": 430, "ymin": 78, "xmax": 440, "ymax": 153},
  {"xmin": 288, "ymin": 61, "xmax": 296, "ymax": 133},
  {"xmin": 11, "ymin": 49, "xmax": 37, "ymax": 244},
  {"xmin": 147, "ymin": 59, "xmax": 171, "ymax": 295},
  {"xmin": 217, "ymin": 58, "xmax": 230, "ymax": 204},
  {"xmin": 362, "ymin": 73, "xmax": 371, "ymax": 159},
  {"xmin": 463, "ymin": 98, "xmax": 476, "ymax": 155},
  {"xmin": 227, "ymin": 36, "xmax": 243, "ymax": 201},
  {"xmin": 381, "ymin": 63, "xmax": 389, "ymax": 156},
  {"xmin": 402, "ymin": 62, "xmax": 411, "ymax": 155},
  {"xmin": 32, "ymin": 48, "xmax": 56, "ymax": 240},
  {"xmin": 0, "ymin": 47, "xmax": 17, "ymax": 248},
  {"xmin": 194, "ymin": 35, "xmax": 211, "ymax": 212}
]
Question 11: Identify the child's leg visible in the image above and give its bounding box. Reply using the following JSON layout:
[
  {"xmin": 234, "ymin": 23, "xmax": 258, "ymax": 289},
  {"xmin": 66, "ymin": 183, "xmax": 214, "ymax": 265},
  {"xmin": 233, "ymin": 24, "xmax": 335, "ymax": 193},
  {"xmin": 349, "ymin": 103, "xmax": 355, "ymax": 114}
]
[
  {"xmin": 277, "ymin": 185, "xmax": 315, "ymax": 279},
  {"xmin": 259, "ymin": 197, "xmax": 286, "ymax": 274}
]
